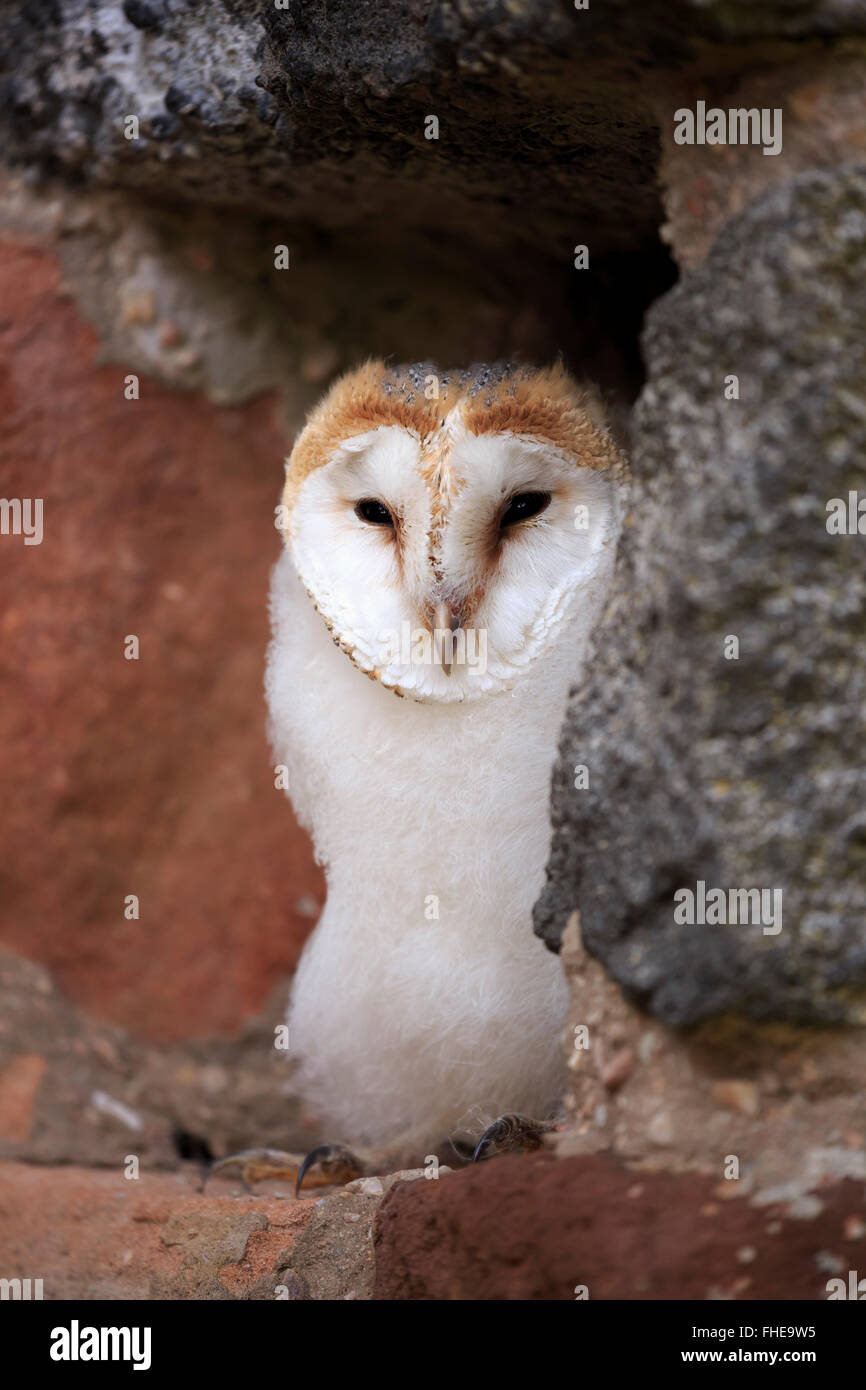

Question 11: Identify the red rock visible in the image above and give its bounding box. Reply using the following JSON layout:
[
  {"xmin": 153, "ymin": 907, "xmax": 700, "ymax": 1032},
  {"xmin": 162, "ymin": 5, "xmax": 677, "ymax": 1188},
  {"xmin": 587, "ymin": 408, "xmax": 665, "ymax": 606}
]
[
  {"xmin": 0, "ymin": 1161, "xmax": 313, "ymax": 1299},
  {"xmin": 373, "ymin": 1152, "xmax": 866, "ymax": 1300},
  {"xmin": 0, "ymin": 237, "xmax": 322, "ymax": 1043}
]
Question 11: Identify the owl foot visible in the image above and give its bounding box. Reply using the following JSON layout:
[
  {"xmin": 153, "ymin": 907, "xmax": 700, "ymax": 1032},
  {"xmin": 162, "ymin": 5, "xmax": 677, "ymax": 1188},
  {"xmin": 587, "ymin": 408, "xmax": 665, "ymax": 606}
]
[
  {"xmin": 202, "ymin": 1144, "xmax": 367, "ymax": 1195},
  {"xmin": 295, "ymin": 1143, "xmax": 367, "ymax": 1194},
  {"xmin": 203, "ymin": 1148, "xmax": 303, "ymax": 1192},
  {"xmin": 203, "ymin": 1142, "xmax": 376, "ymax": 1195},
  {"xmin": 472, "ymin": 1113, "xmax": 557, "ymax": 1163},
  {"xmin": 202, "ymin": 1146, "xmax": 356, "ymax": 1194},
  {"xmin": 204, "ymin": 1144, "xmax": 369, "ymax": 1193}
]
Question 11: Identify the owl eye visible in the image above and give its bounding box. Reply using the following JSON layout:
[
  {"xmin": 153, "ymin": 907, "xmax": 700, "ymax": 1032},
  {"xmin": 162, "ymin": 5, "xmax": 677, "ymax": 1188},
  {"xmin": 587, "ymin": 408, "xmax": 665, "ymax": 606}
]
[
  {"xmin": 354, "ymin": 498, "xmax": 395, "ymax": 527},
  {"xmin": 500, "ymin": 490, "xmax": 552, "ymax": 527}
]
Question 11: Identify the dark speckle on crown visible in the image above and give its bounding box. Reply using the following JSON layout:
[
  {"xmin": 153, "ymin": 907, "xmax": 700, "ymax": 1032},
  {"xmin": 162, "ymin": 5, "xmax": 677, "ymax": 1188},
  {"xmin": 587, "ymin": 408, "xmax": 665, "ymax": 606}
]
[
  {"xmin": 384, "ymin": 360, "xmax": 521, "ymax": 405},
  {"xmin": 460, "ymin": 362, "xmax": 518, "ymax": 396}
]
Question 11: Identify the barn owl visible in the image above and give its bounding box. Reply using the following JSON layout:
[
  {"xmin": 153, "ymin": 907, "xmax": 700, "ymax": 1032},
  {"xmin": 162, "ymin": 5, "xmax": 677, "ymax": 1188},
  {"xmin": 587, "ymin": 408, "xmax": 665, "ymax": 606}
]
[{"xmin": 211, "ymin": 360, "xmax": 627, "ymax": 1192}]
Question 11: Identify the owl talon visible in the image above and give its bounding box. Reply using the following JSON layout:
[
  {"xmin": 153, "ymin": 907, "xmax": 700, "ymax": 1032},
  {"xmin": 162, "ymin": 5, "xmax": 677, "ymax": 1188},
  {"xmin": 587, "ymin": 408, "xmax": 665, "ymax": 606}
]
[
  {"xmin": 295, "ymin": 1143, "xmax": 367, "ymax": 1195},
  {"xmin": 472, "ymin": 1113, "xmax": 556, "ymax": 1163}
]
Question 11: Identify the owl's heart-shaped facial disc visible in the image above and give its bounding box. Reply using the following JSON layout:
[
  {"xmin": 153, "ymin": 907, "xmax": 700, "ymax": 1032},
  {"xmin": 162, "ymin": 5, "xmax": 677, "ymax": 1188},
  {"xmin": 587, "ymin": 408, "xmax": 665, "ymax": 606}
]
[{"xmin": 279, "ymin": 360, "xmax": 627, "ymax": 702}]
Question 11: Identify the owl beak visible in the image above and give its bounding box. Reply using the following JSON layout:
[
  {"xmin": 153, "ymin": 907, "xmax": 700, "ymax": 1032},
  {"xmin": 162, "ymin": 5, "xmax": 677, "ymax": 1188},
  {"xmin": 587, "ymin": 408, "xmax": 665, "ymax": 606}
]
[{"xmin": 433, "ymin": 599, "xmax": 463, "ymax": 677}]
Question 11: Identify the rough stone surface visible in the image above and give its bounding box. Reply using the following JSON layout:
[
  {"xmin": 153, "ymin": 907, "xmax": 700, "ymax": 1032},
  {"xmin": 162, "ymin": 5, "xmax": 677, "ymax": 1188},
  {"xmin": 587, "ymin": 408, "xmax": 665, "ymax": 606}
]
[
  {"xmin": 535, "ymin": 168, "xmax": 866, "ymax": 1026},
  {"xmin": 374, "ymin": 1150, "xmax": 866, "ymax": 1300},
  {"xmin": 3, "ymin": 1, "xmax": 861, "ymax": 250},
  {"xmin": 268, "ymin": 1169, "xmax": 447, "ymax": 1300},
  {"xmin": 0, "ymin": 1, "xmax": 660, "ymax": 253},
  {"xmin": 553, "ymin": 913, "xmax": 866, "ymax": 1186},
  {"xmin": 12, "ymin": 0, "xmax": 859, "ymax": 415},
  {"xmin": 0, "ymin": 1160, "xmax": 438, "ymax": 1300},
  {"xmin": 4, "ymin": 1151, "xmax": 863, "ymax": 1300},
  {"xmin": 276, "ymin": 1188, "xmax": 382, "ymax": 1301},
  {"xmin": 0, "ymin": 1161, "xmax": 315, "ymax": 1300}
]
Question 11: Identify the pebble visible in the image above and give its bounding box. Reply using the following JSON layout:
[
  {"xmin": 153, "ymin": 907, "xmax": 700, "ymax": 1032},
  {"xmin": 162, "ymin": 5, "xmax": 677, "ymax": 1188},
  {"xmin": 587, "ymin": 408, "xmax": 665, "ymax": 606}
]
[
  {"xmin": 158, "ymin": 321, "xmax": 184, "ymax": 348},
  {"xmin": 90, "ymin": 1089, "xmax": 143, "ymax": 1132},
  {"xmin": 349, "ymin": 1176, "xmax": 384, "ymax": 1197},
  {"xmin": 814, "ymin": 1250, "xmax": 844, "ymax": 1273},
  {"xmin": 712, "ymin": 1079, "xmax": 760, "ymax": 1117},
  {"xmin": 788, "ymin": 1195, "xmax": 824, "ymax": 1220},
  {"xmin": 121, "ymin": 287, "xmax": 157, "ymax": 326},
  {"xmin": 647, "ymin": 1110, "xmax": 674, "ymax": 1146},
  {"xmin": 172, "ymin": 347, "xmax": 200, "ymax": 370},
  {"xmin": 601, "ymin": 1046, "xmax": 634, "ymax": 1090}
]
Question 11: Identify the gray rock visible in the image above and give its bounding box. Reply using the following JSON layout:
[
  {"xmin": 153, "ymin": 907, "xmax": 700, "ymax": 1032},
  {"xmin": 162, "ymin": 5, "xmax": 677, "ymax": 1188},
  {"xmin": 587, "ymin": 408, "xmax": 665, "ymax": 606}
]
[
  {"xmin": 0, "ymin": 1, "xmax": 662, "ymax": 258},
  {"xmin": 3, "ymin": 1, "xmax": 865, "ymax": 258},
  {"xmin": 19, "ymin": 1, "xmax": 866, "ymax": 264},
  {"xmin": 535, "ymin": 168, "xmax": 866, "ymax": 1027},
  {"xmin": 282, "ymin": 1189, "xmax": 380, "ymax": 1300}
]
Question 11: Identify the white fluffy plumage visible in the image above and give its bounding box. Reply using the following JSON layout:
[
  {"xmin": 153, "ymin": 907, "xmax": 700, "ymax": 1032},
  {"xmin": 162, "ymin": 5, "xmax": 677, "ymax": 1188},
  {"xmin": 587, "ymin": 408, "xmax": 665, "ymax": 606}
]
[{"xmin": 266, "ymin": 360, "xmax": 626, "ymax": 1156}]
